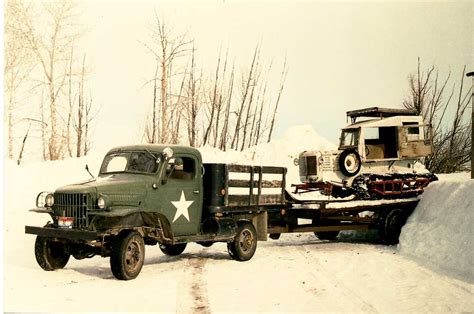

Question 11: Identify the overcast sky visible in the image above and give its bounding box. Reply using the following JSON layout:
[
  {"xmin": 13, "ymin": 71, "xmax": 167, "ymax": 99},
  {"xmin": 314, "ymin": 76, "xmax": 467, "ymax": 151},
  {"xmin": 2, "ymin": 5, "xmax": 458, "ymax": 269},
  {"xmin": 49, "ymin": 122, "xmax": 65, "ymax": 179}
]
[{"xmin": 10, "ymin": 0, "xmax": 474, "ymax": 154}]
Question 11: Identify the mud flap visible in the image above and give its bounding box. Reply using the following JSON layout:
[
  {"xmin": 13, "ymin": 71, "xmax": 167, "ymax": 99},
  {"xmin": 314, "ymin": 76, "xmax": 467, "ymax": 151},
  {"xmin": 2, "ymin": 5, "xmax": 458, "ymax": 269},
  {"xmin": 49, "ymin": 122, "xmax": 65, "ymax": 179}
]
[{"xmin": 252, "ymin": 211, "xmax": 268, "ymax": 241}]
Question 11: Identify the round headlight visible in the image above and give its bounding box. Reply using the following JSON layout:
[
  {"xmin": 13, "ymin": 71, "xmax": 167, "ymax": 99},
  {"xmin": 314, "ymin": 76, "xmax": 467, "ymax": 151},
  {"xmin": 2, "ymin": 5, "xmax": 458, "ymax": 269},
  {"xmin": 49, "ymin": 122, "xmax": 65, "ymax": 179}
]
[
  {"xmin": 97, "ymin": 197, "xmax": 106, "ymax": 209},
  {"xmin": 45, "ymin": 194, "xmax": 54, "ymax": 207}
]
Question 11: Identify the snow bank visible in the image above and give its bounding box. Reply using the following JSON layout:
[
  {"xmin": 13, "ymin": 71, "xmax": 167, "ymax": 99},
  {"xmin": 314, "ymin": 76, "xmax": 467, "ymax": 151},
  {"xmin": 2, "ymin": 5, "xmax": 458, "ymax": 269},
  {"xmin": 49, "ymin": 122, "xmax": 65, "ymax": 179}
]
[{"xmin": 399, "ymin": 179, "xmax": 474, "ymax": 282}]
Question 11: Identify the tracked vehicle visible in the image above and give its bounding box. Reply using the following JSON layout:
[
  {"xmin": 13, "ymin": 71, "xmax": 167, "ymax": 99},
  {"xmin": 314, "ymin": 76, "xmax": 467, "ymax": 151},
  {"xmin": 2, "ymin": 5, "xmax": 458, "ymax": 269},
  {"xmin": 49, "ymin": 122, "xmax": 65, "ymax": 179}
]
[{"xmin": 295, "ymin": 107, "xmax": 437, "ymax": 199}]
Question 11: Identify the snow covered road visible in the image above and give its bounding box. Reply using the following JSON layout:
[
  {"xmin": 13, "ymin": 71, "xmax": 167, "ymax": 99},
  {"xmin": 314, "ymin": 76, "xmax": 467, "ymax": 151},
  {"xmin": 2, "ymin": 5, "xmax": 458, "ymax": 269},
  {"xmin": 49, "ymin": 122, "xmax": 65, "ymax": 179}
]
[{"xmin": 5, "ymin": 232, "xmax": 473, "ymax": 312}]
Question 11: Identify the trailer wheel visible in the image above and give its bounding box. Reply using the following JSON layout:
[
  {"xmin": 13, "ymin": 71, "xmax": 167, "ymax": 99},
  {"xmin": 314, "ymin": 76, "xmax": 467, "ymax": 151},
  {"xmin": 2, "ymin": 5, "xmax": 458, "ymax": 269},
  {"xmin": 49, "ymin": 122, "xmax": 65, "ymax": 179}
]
[
  {"xmin": 338, "ymin": 149, "xmax": 361, "ymax": 177},
  {"xmin": 380, "ymin": 209, "xmax": 408, "ymax": 245},
  {"xmin": 315, "ymin": 231, "xmax": 339, "ymax": 240},
  {"xmin": 110, "ymin": 231, "xmax": 145, "ymax": 280},
  {"xmin": 159, "ymin": 243, "xmax": 187, "ymax": 256},
  {"xmin": 35, "ymin": 236, "xmax": 70, "ymax": 271},
  {"xmin": 227, "ymin": 222, "xmax": 257, "ymax": 261},
  {"xmin": 269, "ymin": 233, "xmax": 281, "ymax": 240}
]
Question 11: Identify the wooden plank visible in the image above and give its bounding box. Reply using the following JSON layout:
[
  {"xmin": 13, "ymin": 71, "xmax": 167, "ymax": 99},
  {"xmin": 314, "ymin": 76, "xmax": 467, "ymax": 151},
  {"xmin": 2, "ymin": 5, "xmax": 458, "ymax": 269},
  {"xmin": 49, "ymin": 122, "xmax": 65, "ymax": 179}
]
[
  {"xmin": 227, "ymin": 194, "xmax": 285, "ymax": 206},
  {"xmin": 259, "ymin": 194, "xmax": 285, "ymax": 205},
  {"xmin": 228, "ymin": 179, "xmax": 283, "ymax": 188},
  {"xmin": 261, "ymin": 166, "xmax": 286, "ymax": 174},
  {"xmin": 227, "ymin": 164, "xmax": 253, "ymax": 173}
]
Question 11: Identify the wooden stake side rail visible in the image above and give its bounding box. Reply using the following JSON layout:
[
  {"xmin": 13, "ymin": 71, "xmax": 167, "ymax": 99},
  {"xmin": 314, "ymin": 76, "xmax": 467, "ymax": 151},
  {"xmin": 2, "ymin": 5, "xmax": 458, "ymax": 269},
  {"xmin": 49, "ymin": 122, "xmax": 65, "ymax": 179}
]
[{"xmin": 225, "ymin": 164, "xmax": 287, "ymax": 207}]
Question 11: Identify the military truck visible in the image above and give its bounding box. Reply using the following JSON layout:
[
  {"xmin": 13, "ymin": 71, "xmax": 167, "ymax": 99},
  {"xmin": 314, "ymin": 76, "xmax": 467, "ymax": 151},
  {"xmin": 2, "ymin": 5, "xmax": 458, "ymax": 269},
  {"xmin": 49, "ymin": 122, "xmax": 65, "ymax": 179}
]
[
  {"xmin": 25, "ymin": 145, "xmax": 286, "ymax": 280},
  {"xmin": 295, "ymin": 107, "xmax": 437, "ymax": 199}
]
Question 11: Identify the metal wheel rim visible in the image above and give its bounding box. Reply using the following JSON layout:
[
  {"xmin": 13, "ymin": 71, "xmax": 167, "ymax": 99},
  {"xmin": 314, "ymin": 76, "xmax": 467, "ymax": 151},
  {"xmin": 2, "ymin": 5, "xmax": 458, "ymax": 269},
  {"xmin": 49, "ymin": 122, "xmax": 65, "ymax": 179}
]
[
  {"xmin": 124, "ymin": 239, "xmax": 142, "ymax": 273},
  {"xmin": 238, "ymin": 229, "xmax": 254, "ymax": 253},
  {"xmin": 344, "ymin": 154, "xmax": 359, "ymax": 172}
]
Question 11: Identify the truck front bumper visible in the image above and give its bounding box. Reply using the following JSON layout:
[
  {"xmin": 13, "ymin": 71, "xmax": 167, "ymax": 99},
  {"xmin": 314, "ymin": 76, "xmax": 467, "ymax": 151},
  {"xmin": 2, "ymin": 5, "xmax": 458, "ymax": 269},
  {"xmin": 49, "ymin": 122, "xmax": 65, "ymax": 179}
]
[{"xmin": 25, "ymin": 226, "xmax": 99, "ymax": 241}]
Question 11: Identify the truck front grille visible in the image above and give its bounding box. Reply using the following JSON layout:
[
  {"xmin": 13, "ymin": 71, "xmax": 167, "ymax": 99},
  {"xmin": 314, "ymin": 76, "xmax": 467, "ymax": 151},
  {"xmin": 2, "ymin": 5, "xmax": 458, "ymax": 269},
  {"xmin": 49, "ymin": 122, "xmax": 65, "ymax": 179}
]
[{"xmin": 54, "ymin": 193, "xmax": 92, "ymax": 229}]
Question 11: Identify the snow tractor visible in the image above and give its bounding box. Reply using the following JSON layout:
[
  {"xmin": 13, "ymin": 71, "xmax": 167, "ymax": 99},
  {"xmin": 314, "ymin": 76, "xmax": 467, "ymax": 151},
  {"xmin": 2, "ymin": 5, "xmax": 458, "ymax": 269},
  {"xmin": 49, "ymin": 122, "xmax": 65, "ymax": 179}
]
[{"xmin": 295, "ymin": 107, "xmax": 438, "ymax": 199}]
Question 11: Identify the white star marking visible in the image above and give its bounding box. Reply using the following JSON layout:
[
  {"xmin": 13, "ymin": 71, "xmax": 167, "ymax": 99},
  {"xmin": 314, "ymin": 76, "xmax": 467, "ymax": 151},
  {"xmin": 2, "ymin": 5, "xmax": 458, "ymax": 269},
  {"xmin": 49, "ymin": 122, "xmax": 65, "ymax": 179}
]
[{"xmin": 171, "ymin": 191, "xmax": 194, "ymax": 222}]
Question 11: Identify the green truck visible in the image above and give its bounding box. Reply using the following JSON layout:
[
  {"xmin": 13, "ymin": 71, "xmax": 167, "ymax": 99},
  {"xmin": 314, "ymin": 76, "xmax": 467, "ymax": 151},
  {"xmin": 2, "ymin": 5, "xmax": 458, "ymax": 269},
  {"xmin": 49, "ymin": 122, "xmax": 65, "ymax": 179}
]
[{"xmin": 25, "ymin": 145, "xmax": 287, "ymax": 280}]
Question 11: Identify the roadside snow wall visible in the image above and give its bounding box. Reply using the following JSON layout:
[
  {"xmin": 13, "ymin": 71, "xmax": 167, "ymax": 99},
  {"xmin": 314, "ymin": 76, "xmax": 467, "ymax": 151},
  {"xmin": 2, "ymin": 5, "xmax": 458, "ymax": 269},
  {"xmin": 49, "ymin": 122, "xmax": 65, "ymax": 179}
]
[{"xmin": 399, "ymin": 179, "xmax": 474, "ymax": 283}]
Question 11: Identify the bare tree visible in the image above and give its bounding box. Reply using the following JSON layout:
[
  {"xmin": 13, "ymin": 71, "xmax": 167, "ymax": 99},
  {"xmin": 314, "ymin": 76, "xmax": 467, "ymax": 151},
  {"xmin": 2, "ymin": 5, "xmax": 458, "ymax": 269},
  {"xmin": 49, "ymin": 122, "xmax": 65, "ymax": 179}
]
[
  {"xmin": 143, "ymin": 14, "xmax": 192, "ymax": 144},
  {"xmin": 403, "ymin": 59, "xmax": 472, "ymax": 173},
  {"xmin": 17, "ymin": 0, "xmax": 82, "ymax": 160},
  {"xmin": 268, "ymin": 56, "xmax": 288, "ymax": 143},
  {"xmin": 4, "ymin": 0, "xmax": 34, "ymax": 160}
]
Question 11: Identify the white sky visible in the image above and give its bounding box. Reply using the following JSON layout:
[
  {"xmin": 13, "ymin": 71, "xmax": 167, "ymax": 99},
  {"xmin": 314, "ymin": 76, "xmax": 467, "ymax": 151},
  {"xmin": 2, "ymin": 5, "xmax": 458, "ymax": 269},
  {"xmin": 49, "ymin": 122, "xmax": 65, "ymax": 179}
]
[{"xmin": 6, "ymin": 0, "xmax": 474, "ymax": 154}]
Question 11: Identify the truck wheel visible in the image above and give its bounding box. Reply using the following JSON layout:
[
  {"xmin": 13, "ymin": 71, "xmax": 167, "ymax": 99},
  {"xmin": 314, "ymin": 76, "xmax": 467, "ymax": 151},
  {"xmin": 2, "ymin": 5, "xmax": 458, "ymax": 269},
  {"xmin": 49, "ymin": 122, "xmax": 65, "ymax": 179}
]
[
  {"xmin": 315, "ymin": 231, "xmax": 339, "ymax": 240},
  {"xmin": 227, "ymin": 222, "xmax": 257, "ymax": 261},
  {"xmin": 380, "ymin": 209, "xmax": 408, "ymax": 245},
  {"xmin": 35, "ymin": 236, "xmax": 70, "ymax": 271},
  {"xmin": 269, "ymin": 233, "xmax": 281, "ymax": 240},
  {"xmin": 110, "ymin": 231, "xmax": 145, "ymax": 280},
  {"xmin": 159, "ymin": 243, "xmax": 187, "ymax": 256},
  {"xmin": 338, "ymin": 149, "xmax": 361, "ymax": 177}
]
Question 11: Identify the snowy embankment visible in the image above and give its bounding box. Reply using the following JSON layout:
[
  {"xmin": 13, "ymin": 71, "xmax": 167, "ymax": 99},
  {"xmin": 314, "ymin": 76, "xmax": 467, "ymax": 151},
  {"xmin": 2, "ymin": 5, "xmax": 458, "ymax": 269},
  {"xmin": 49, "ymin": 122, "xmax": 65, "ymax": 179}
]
[{"xmin": 399, "ymin": 178, "xmax": 474, "ymax": 283}]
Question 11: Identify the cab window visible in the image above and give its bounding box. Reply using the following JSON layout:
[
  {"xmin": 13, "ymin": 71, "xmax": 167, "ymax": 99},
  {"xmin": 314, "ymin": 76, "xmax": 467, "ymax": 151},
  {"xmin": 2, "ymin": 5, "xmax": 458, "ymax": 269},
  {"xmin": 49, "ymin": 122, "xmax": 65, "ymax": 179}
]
[
  {"xmin": 340, "ymin": 129, "xmax": 359, "ymax": 148},
  {"xmin": 166, "ymin": 156, "xmax": 196, "ymax": 180}
]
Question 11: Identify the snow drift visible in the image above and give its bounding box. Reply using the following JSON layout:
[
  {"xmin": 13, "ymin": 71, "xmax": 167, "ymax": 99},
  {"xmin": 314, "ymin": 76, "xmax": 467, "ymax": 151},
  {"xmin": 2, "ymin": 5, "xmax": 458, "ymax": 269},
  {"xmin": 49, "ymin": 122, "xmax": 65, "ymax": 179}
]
[{"xmin": 399, "ymin": 179, "xmax": 474, "ymax": 283}]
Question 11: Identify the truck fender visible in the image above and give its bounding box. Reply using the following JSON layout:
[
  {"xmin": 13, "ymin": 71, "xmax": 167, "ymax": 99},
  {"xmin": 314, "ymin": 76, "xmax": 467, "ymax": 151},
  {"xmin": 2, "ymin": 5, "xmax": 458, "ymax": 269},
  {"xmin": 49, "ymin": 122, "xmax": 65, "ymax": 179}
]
[{"xmin": 89, "ymin": 211, "xmax": 173, "ymax": 240}]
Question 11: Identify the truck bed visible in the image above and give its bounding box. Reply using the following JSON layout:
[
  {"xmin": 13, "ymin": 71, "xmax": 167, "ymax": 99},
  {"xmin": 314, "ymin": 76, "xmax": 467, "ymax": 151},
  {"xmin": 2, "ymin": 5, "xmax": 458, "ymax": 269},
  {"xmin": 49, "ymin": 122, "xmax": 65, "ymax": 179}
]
[{"xmin": 202, "ymin": 163, "xmax": 287, "ymax": 214}]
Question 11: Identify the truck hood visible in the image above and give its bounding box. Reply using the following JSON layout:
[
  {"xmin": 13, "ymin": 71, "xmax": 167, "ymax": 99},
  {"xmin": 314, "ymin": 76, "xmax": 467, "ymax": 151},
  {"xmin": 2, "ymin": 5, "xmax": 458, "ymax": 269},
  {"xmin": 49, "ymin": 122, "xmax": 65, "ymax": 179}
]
[{"xmin": 55, "ymin": 173, "xmax": 147, "ymax": 197}]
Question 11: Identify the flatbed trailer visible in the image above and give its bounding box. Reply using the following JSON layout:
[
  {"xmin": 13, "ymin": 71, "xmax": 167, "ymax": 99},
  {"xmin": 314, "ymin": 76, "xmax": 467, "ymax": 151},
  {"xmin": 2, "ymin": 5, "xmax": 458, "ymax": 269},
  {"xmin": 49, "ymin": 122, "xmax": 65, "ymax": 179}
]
[
  {"xmin": 268, "ymin": 195, "xmax": 419, "ymax": 244},
  {"xmin": 211, "ymin": 162, "xmax": 420, "ymax": 245}
]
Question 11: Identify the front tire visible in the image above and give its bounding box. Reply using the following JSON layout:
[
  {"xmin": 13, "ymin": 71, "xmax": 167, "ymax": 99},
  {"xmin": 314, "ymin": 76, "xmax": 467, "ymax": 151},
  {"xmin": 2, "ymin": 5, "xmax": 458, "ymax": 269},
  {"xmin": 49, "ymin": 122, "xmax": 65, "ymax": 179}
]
[
  {"xmin": 35, "ymin": 236, "xmax": 70, "ymax": 271},
  {"xmin": 110, "ymin": 231, "xmax": 145, "ymax": 280},
  {"xmin": 227, "ymin": 221, "xmax": 257, "ymax": 261},
  {"xmin": 159, "ymin": 243, "xmax": 187, "ymax": 256}
]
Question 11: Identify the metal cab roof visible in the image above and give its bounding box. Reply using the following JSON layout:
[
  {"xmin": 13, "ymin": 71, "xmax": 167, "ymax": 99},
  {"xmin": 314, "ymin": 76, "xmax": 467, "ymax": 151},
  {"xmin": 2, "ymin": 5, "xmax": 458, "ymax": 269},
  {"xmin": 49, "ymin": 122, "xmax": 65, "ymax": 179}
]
[
  {"xmin": 106, "ymin": 144, "xmax": 202, "ymax": 161},
  {"xmin": 347, "ymin": 107, "xmax": 417, "ymax": 121}
]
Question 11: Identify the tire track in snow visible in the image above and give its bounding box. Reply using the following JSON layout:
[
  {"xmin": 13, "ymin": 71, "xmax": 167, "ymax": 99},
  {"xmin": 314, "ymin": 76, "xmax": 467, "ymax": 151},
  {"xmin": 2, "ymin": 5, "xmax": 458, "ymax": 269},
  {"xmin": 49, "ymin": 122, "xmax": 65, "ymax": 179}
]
[{"xmin": 176, "ymin": 255, "xmax": 210, "ymax": 314}]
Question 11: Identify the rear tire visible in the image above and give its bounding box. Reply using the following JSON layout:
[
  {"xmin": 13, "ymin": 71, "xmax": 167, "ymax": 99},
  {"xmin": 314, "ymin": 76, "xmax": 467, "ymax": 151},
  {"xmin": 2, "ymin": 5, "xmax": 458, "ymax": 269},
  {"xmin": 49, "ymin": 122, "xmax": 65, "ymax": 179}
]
[
  {"xmin": 110, "ymin": 231, "xmax": 145, "ymax": 280},
  {"xmin": 227, "ymin": 221, "xmax": 257, "ymax": 261},
  {"xmin": 35, "ymin": 236, "xmax": 70, "ymax": 271},
  {"xmin": 159, "ymin": 243, "xmax": 187, "ymax": 256}
]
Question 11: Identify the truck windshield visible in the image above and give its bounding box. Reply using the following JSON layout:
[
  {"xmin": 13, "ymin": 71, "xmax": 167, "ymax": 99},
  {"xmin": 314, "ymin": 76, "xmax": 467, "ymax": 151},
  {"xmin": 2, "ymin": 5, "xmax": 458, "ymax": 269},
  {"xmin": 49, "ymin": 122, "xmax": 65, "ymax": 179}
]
[
  {"xmin": 100, "ymin": 151, "xmax": 160, "ymax": 174},
  {"xmin": 340, "ymin": 129, "xmax": 359, "ymax": 148}
]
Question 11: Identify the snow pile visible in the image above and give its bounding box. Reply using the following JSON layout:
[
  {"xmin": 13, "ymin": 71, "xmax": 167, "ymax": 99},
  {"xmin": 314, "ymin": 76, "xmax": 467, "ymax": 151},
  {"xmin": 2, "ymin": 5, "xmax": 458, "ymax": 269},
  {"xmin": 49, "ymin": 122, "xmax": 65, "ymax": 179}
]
[
  {"xmin": 200, "ymin": 124, "xmax": 336, "ymax": 186},
  {"xmin": 399, "ymin": 179, "xmax": 474, "ymax": 282}
]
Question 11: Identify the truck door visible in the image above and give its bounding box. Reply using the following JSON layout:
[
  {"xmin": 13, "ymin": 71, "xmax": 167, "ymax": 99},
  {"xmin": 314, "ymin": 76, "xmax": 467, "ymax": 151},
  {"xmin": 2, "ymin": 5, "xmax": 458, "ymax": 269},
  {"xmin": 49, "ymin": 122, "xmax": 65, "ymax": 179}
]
[
  {"xmin": 159, "ymin": 154, "xmax": 203, "ymax": 236},
  {"xmin": 398, "ymin": 124, "xmax": 433, "ymax": 158}
]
